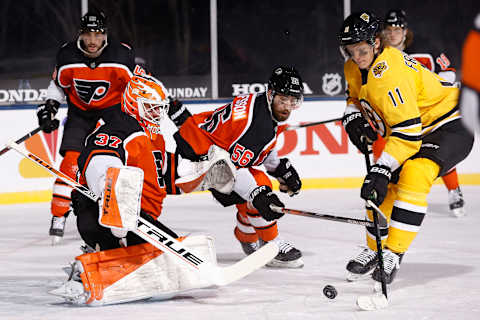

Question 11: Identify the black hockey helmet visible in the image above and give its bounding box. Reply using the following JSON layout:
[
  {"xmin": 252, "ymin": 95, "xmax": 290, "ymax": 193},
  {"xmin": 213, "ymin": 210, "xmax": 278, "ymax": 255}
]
[
  {"xmin": 338, "ymin": 11, "xmax": 381, "ymax": 47},
  {"xmin": 267, "ymin": 66, "xmax": 304, "ymax": 99},
  {"xmin": 79, "ymin": 10, "xmax": 107, "ymax": 34},
  {"xmin": 385, "ymin": 9, "xmax": 408, "ymax": 29}
]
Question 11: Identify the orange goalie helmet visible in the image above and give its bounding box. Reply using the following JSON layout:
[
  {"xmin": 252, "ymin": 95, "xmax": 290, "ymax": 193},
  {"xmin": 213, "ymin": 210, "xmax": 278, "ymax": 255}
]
[{"xmin": 122, "ymin": 75, "xmax": 170, "ymax": 126}]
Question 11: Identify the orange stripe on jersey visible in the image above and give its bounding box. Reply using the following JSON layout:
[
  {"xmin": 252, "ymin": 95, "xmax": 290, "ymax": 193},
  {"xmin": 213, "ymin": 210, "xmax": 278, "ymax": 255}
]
[
  {"xmin": 57, "ymin": 63, "xmax": 132, "ymax": 111},
  {"xmin": 124, "ymin": 133, "xmax": 166, "ymax": 218}
]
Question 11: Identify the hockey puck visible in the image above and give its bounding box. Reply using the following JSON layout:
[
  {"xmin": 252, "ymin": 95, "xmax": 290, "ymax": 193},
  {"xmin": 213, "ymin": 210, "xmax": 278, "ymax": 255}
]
[{"xmin": 323, "ymin": 285, "xmax": 337, "ymax": 299}]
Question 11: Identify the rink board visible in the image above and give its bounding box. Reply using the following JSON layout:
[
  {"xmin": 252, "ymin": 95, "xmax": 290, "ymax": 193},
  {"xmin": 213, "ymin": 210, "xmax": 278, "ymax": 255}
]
[{"xmin": 0, "ymin": 99, "xmax": 478, "ymax": 204}]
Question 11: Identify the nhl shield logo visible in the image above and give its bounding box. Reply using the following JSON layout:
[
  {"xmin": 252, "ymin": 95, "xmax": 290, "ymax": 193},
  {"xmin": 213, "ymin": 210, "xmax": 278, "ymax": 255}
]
[{"xmin": 322, "ymin": 73, "xmax": 342, "ymax": 96}]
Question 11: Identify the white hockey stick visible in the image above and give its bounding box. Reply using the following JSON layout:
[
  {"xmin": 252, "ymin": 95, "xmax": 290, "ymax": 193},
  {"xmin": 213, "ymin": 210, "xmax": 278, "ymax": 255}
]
[{"xmin": 7, "ymin": 141, "xmax": 279, "ymax": 287}]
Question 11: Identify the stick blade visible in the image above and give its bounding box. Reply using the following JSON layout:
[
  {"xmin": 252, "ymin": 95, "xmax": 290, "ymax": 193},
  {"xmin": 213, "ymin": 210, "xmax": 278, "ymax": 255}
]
[
  {"xmin": 211, "ymin": 241, "xmax": 279, "ymax": 286},
  {"xmin": 356, "ymin": 293, "xmax": 389, "ymax": 311}
]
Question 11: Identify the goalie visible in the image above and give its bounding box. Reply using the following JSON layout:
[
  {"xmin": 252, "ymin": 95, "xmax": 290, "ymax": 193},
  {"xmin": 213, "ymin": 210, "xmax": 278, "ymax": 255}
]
[{"xmin": 50, "ymin": 74, "xmax": 217, "ymax": 306}]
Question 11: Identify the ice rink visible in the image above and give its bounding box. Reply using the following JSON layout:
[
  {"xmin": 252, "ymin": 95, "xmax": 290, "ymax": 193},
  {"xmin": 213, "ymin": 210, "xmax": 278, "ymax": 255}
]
[{"xmin": 1, "ymin": 186, "xmax": 479, "ymax": 320}]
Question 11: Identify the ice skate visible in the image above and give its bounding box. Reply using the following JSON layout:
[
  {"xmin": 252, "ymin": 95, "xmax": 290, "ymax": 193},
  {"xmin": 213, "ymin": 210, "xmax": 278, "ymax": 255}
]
[
  {"xmin": 372, "ymin": 248, "xmax": 404, "ymax": 284},
  {"xmin": 265, "ymin": 238, "xmax": 303, "ymax": 268},
  {"xmin": 448, "ymin": 187, "xmax": 465, "ymax": 217},
  {"xmin": 346, "ymin": 247, "xmax": 378, "ymax": 281},
  {"xmin": 239, "ymin": 240, "xmax": 260, "ymax": 255},
  {"xmin": 49, "ymin": 214, "xmax": 68, "ymax": 246}
]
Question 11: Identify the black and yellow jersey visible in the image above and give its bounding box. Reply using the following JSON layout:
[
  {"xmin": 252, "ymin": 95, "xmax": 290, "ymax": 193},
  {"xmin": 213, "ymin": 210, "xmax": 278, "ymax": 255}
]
[{"xmin": 357, "ymin": 46, "xmax": 460, "ymax": 170}]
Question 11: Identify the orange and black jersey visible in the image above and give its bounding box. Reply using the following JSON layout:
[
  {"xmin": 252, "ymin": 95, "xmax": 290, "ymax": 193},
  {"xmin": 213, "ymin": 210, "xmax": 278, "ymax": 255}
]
[
  {"xmin": 406, "ymin": 42, "xmax": 456, "ymax": 74},
  {"xmin": 54, "ymin": 39, "xmax": 135, "ymax": 112},
  {"xmin": 175, "ymin": 93, "xmax": 286, "ymax": 168},
  {"xmin": 78, "ymin": 111, "xmax": 168, "ymax": 219}
]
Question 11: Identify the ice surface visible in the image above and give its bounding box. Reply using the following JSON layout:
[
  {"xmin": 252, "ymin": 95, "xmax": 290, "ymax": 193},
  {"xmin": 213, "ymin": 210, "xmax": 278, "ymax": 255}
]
[{"xmin": 1, "ymin": 186, "xmax": 479, "ymax": 319}]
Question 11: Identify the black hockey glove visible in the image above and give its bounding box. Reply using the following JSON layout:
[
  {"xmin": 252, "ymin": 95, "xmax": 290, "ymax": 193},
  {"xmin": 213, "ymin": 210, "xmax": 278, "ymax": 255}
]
[
  {"xmin": 360, "ymin": 164, "xmax": 392, "ymax": 206},
  {"xmin": 342, "ymin": 111, "xmax": 377, "ymax": 154},
  {"xmin": 167, "ymin": 99, "xmax": 191, "ymax": 127},
  {"xmin": 267, "ymin": 158, "xmax": 302, "ymax": 197},
  {"xmin": 250, "ymin": 185, "xmax": 285, "ymax": 221},
  {"xmin": 37, "ymin": 99, "xmax": 60, "ymax": 133}
]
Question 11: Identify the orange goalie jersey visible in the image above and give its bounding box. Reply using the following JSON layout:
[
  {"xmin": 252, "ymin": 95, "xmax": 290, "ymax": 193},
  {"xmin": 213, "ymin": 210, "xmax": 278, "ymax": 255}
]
[
  {"xmin": 78, "ymin": 111, "xmax": 168, "ymax": 219},
  {"xmin": 176, "ymin": 93, "xmax": 286, "ymax": 167}
]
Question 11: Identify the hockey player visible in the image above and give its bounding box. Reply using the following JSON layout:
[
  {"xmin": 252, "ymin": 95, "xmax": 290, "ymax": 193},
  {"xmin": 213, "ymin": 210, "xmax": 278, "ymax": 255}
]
[
  {"xmin": 36, "ymin": 10, "xmax": 137, "ymax": 244},
  {"xmin": 460, "ymin": 13, "xmax": 480, "ymax": 134},
  {"xmin": 339, "ymin": 12, "xmax": 474, "ymax": 284},
  {"xmin": 383, "ymin": 9, "xmax": 466, "ymax": 217},
  {"xmin": 167, "ymin": 66, "xmax": 304, "ymax": 268},
  {"xmin": 50, "ymin": 74, "xmax": 217, "ymax": 305}
]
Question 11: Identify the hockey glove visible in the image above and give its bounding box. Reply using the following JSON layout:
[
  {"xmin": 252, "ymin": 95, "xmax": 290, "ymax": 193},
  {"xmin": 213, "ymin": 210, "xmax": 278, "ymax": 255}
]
[
  {"xmin": 360, "ymin": 164, "xmax": 392, "ymax": 206},
  {"xmin": 342, "ymin": 111, "xmax": 377, "ymax": 154},
  {"xmin": 167, "ymin": 99, "xmax": 191, "ymax": 127},
  {"xmin": 267, "ymin": 158, "xmax": 301, "ymax": 197},
  {"xmin": 37, "ymin": 99, "xmax": 60, "ymax": 133},
  {"xmin": 250, "ymin": 185, "xmax": 285, "ymax": 221}
]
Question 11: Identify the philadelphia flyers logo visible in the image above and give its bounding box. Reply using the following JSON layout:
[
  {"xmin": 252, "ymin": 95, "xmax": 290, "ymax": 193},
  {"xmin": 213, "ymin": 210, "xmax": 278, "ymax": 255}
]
[{"xmin": 73, "ymin": 79, "xmax": 110, "ymax": 104}]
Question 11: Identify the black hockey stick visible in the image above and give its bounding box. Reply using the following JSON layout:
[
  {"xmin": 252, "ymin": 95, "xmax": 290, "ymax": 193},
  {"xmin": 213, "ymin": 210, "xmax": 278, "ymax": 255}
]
[
  {"xmin": 270, "ymin": 205, "xmax": 387, "ymax": 228},
  {"xmin": 0, "ymin": 127, "xmax": 41, "ymax": 156},
  {"xmin": 285, "ymin": 117, "xmax": 342, "ymax": 131},
  {"xmin": 364, "ymin": 147, "xmax": 388, "ymax": 299}
]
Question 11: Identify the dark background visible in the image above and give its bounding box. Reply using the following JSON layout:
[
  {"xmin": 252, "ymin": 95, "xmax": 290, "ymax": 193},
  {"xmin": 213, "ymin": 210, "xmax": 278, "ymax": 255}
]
[{"xmin": 0, "ymin": 0, "xmax": 478, "ymax": 101}]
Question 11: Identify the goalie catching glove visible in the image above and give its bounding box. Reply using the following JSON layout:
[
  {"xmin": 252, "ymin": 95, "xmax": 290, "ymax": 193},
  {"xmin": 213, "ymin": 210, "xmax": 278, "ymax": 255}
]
[
  {"xmin": 267, "ymin": 158, "xmax": 301, "ymax": 197},
  {"xmin": 37, "ymin": 99, "xmax": 60, "ymax": 133},
  {"xmin": 360, "ymin": 164, "xmax": 391, "ymax": 206},
  {"xmin": 342, "ymin": 111, "xmax": 377, "ymax": 154},
  {"xmin": 250, "ymin": 185, "xmax": 285, "ymax": 221}
]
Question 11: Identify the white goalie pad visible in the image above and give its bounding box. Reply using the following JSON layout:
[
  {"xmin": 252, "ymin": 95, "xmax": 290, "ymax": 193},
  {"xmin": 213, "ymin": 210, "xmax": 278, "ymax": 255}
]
[
  {"xmin": 98, "ymin": 166, "xmax": 144, "ymax": 232},
  {"xmin": 49, "ymin": 235, "xmax": 217, "ymax": 306},
  {"xmin": 175, "ymin": 145, "xmax": 236, "ymax": 194}
]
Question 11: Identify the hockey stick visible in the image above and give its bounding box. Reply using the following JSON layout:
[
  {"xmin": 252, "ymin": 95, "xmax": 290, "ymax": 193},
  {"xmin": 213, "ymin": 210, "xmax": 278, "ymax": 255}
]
[
  {"xmin": 356, "ymin": 147, "xmax": 389, "ymax": 310},
  {"xmin": 6, "ymin": 140, "xmax": 279, "ymax": 287},
  {"xmin": 270, "ymin": 206, "xmax": 387, "ymax": 228},
  {"xmin": 285, "ymin": 117, "xmax": 342, "ymax": 131},
  {"xmin": 0, "ymin": 127, "xmax": 41, "ymax": 156}
]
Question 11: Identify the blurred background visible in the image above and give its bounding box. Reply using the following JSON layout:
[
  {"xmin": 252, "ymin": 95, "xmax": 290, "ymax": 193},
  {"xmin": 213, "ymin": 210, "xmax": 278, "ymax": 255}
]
[{"xmin": 0, "ymin": 0, "xmax": 479, "ymax": 103}]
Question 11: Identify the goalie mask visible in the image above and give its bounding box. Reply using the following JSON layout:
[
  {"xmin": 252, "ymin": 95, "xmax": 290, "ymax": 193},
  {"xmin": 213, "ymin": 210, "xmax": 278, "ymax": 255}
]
[
  {"xmin": 122, "ymin": 75, "xmax": 170, "ymax": 127},
  {"xmin": 267, "ymin": 66, "xmax": 304, "ymax": 110}
]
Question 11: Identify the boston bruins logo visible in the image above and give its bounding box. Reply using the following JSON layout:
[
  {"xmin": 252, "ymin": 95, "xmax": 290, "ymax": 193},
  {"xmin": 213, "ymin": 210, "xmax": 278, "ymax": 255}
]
[
  {"xmin": 372, "ymin": 61, "xmax": 388, "ymax": 78},
  {"xmin": 73, "ymin": 79, "xmax": 110, "ymax": 104}
]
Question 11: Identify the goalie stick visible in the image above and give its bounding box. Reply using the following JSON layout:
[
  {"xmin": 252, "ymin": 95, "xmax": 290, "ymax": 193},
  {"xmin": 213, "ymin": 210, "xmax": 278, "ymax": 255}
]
[
  {"xmin": 0, "ymin": 127, "xmax": 41, "ymax": 156},
  {"xmin": 6, "ymin": 140, "xmax": 279, "ymax": 287},
  {"xmin": 270, "ymin": 205, "xmax": 387, "ymax": 228},
  {"xmin": 285, "ymin": 117, "xmax": 342, "ymax": 131}
]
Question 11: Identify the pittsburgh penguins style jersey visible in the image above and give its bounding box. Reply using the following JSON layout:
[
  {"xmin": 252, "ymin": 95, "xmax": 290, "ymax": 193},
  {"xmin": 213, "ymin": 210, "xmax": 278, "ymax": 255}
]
[
  {"xmin": 53, "ymin": 39, "xmax": 135, "ymax": 111},
  {"xmin": 78, "ymin": 111, "xmax": 168, "ymax": 219},
  {"xmin": 176, "ymin": 93, "xmax": 286, "ymax": 168},
  {"xmin": 358, "ymin": 46, "xmax": 460, "ymax": 170}
]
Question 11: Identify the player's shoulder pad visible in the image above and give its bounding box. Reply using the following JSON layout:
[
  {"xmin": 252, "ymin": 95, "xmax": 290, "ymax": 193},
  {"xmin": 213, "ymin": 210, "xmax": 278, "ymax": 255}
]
[{"xmin": 231, "ymin": 93, "xmax": 256, "ymax": 122}]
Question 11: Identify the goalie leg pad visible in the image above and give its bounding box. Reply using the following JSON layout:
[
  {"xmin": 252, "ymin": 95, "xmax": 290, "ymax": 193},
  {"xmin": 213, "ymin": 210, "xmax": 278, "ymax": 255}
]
[
  {"xmin": 51, "ymin": 235, "xmax": 217, "ymax": 306},
  {"xmin": 99, "ymin": 166, "xmax": 144, "ymax": 232}
]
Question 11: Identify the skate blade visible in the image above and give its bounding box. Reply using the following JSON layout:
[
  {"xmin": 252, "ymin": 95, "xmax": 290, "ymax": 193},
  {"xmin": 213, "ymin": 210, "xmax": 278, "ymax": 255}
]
[
  {"xmin": 51, "ymin": 236, "xmax": 63, "ymax": 246},
  {"xmin": 346, "ymin": 269, "xmax": 374, "ymax": 282},
  {"xmin": 266, "ymin": 257, "xmax": 304, "ymax": 268},
  {"xmin": 451, "ymin": 207, "xmax": 466, "ymax": 218}
]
